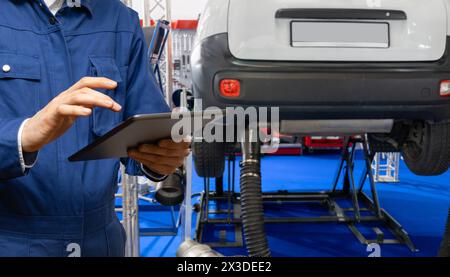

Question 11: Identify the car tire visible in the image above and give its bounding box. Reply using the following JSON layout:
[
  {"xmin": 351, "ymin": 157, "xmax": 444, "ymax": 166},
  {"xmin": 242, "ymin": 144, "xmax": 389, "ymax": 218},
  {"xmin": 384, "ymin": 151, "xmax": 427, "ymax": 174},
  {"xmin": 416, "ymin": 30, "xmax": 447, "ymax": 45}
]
[
  {"xmin": 193, "ymin": 141, "xmax": 225, "ymax": 178},
  {"xmin": 402, "ymin": 121, "xmax": 450, "ymax": 176},
  {"xmin": 439, "ymin": 208, "xmax": 450, "ymax": 257}
]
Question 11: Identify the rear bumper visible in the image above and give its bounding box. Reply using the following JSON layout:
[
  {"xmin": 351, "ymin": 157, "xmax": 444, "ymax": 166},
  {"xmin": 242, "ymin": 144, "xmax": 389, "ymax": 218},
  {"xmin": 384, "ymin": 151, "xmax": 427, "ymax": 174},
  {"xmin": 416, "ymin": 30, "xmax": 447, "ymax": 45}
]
[{"xmin": 191, "ymin": 34, "xmax": 450, "ymax": 121}]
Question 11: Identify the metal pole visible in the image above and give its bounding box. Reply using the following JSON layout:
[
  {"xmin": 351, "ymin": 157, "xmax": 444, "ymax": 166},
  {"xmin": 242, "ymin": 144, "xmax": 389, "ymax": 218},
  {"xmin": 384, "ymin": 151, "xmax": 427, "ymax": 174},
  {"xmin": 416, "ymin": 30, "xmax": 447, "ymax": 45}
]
[
  {"xmin": 332, "ymin": 136, "xmax": 350, "ymax": 192},
  {"xmin": 122, "ymin": 167, "xmax": 140, "ymax": 257},
  {"xmin": 394, "ymin": 153, "xmax": 400, "ymax": 181},
  {"xmin": 121, "ymin": 166, "xmax": 131, "ymax": 257},
  {"xmin": 179, "ymin": 89, "xmax": 193, "ymax": 242},
  {"xmin": 374, "ymin": 153, "xmax": 380, "ymax": 181},
  {"xmin": 362, "ymin": 137, "xmax": 382, "ymax": 218},
  {"xmin": 347, "ymin": 142, "xmax": 361, "ymax": 221},
  {"xmin": 131, "ymin": 175, "xmax": 140, "ymax": 257},
  {"xmin": 164, "ymin": 0, "xmax": 174, "ymax": 103},
  {"xmin": 143, "ymin": 0, "xmax": 174, "ymax": 103},
  {"xmin": 182, "ymin": 152, "xmax": 193, "ymax": 241},
  {"xmin": 205, "ymin": 178, "xmax": 210, "ymax": 222}
]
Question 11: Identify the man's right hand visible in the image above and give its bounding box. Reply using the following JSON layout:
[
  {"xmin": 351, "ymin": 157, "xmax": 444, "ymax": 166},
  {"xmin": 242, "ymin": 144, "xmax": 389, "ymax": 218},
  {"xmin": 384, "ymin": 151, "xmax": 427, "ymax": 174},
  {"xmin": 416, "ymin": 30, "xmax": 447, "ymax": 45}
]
[{"xmin": 21, "ymin": 77, "xmax": 122, "ymax": 153}]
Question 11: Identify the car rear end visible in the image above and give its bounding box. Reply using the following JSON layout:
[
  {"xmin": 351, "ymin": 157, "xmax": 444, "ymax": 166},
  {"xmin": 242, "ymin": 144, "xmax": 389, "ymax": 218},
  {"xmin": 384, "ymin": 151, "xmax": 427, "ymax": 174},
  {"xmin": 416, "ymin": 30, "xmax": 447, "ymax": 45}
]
[{"xmin": 191, "ymin": 0, "xmax": 450, "ymax": 121}]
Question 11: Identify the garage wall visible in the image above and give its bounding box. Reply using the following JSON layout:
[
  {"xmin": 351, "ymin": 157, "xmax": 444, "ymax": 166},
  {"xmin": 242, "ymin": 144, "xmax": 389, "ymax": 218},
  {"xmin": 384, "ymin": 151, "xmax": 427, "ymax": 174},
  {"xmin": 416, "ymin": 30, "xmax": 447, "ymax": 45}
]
[
  {"xmin": 171, "ymin": 0, "xmax": 207, "ymax": 19},
  {"xmin": 129, "ymin": 0, "xmax": 207, "ymax": 20}
]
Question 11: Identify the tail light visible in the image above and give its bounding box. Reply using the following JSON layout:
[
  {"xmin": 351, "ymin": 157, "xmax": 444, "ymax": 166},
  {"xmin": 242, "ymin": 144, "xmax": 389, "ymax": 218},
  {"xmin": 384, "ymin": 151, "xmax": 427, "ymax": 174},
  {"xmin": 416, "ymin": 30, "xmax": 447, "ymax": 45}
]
[
  {"xmin": 219, "ymin": 79, "xmax": 241, "ymax": 98},
  {"xmin": 440, "ymin": 80, "xmax": 450, "ymax": 97}
]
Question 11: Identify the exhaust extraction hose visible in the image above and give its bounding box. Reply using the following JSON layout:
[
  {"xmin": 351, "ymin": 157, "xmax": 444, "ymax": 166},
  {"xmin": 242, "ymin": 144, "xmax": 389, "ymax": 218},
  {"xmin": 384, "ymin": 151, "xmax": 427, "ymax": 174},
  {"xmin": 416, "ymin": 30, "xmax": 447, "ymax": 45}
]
[
  {"xmin": 240, "ymin": 130, "xmax": 271, "ymax": 257},
  {"xmin": 439, "ymin": 208, "xmax": 450, "ymax": 257},
  {"xmin": 155, "ymin": 168, "xmax": 184, "ymax": 206}
]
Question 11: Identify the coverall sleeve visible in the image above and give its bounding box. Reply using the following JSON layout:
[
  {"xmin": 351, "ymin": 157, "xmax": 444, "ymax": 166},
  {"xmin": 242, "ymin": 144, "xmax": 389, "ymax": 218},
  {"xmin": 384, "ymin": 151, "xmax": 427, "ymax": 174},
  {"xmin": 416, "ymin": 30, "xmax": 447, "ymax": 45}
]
[
  {"xmin": 121, "ymin": 11, "xmax": 171, "ymax": 177},
  {"xmin": 0, "ymin": 118, "xmax": 29, "ymax": 180},
  {"xmin": 18, "ymin": 119, "xmax": 38, "ymax": 172}
]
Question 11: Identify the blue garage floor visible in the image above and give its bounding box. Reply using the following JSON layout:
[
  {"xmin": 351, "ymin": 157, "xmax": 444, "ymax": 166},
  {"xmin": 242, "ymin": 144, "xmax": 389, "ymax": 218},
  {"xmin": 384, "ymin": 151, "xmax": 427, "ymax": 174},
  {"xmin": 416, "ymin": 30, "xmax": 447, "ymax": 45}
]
[{"xmin": 138, "ymin": 151, "xmax": 450, "ymax": 257}]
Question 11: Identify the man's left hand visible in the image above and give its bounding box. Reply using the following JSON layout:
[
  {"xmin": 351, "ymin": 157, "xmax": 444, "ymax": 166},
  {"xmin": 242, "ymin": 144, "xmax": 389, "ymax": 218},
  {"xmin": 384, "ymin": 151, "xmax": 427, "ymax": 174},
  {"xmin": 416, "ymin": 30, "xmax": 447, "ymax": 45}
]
[{"xmin": 128, "ymin": 139, "xmax": 191, "ymax": 176}]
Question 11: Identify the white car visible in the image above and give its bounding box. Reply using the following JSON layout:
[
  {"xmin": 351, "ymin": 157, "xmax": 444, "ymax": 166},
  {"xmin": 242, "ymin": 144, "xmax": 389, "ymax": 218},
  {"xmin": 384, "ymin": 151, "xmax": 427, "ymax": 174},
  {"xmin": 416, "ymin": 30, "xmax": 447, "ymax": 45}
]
[{"xmin": 191, "ymin": 0, "xmax": 450, "ymax": 178}]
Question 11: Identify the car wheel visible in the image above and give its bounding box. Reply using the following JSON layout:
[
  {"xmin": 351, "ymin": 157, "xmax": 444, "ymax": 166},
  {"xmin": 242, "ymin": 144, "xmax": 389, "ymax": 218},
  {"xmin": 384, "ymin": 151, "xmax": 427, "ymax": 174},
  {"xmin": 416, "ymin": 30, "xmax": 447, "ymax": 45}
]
[
  {"xmin": 193, "ymin": 141, "xmax": 225, "ymax": 178},
  {"xmin": 402, "ymin": 121, "xmax": 450, "ymax": 176},
  {"xmin": 439, "ymin": 208, "xmax": 450, "ymax": 257}
]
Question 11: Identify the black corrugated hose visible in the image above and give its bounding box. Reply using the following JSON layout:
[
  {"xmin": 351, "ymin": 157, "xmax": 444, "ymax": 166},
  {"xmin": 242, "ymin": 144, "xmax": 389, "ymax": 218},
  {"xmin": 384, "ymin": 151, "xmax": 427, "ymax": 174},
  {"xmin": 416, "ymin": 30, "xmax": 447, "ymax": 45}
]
[
  {"xmin": 239, "ymin": 139, "xmax": 271, "ymax": 257},
  {"xmin": 438, "ymin": 208, "xmax": 450, "ymax": 257},
  {"xmin": 155, "ymin": 168, "xmax": 184, "ymax": 206}
]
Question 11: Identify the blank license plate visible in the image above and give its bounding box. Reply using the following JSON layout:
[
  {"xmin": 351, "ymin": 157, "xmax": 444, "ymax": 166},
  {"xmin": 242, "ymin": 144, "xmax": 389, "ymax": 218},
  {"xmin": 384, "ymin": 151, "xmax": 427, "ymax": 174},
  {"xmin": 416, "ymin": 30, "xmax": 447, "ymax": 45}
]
[{"xmin": 291, "ymin": 21, "xmax": 389, "ymax": 48}]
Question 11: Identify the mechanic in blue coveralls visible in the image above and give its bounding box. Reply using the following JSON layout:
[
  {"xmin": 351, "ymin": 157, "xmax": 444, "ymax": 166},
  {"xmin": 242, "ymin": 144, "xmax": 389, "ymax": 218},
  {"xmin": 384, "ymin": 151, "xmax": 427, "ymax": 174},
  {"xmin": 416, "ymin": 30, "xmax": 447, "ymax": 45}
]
[{"xmin": 0, "ymin": 0, "xmax": 190, "ymax": 256}]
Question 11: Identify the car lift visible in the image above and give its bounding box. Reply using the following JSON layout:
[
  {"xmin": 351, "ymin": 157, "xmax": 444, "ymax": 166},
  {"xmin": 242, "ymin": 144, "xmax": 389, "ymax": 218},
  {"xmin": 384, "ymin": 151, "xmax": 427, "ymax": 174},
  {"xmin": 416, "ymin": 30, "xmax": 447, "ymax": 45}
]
[{"xmin": 194, "ymin": 136, "xmax": 418, "ymax": 252}]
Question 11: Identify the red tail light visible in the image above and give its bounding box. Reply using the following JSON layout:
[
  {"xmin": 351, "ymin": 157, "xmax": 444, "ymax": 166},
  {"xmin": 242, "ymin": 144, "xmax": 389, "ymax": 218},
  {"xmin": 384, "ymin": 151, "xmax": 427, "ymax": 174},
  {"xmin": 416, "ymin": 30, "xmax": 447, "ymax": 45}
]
[
  {"xmin": 220, "ymin": 79, "xmax": 241, "ymax": 98},
  {"xmin": 440, "ymin": 80, "xmax": 450, "ymax": 97}
]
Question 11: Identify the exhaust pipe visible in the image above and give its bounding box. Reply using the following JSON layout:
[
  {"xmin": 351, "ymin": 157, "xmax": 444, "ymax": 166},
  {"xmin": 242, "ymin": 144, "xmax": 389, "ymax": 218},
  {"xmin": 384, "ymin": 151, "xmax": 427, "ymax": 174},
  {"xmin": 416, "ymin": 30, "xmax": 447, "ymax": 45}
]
[
  {"xmin": 280, "ymin": 119, "xmax": 394, "ymax": 135},
  {"xmin": 176, "ymin": 240, "xmax": 223, "ymax": 257}
]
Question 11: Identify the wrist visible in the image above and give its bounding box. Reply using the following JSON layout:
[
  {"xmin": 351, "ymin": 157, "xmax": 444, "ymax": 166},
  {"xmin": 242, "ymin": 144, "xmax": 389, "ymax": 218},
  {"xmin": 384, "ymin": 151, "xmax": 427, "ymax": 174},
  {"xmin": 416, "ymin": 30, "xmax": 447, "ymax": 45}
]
[
  {"xmin": 141, "ymin": 164, "xmax": 168, "ymax": 182},
  {"xmin": 21, "ymin": 119, "xmax": 41, "ymax": 153}
]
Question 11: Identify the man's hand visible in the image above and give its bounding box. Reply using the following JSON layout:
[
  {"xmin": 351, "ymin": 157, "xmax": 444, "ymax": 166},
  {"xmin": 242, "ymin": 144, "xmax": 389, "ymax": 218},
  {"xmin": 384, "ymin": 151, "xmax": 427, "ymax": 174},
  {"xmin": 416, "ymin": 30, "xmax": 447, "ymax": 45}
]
[
  {"xmin": 22, "ymin": 77, "xmax": 122, "ymax": 153},
  {"xmin": 128, "ymin": 139, "xmax": 191, "ymax": 176}
]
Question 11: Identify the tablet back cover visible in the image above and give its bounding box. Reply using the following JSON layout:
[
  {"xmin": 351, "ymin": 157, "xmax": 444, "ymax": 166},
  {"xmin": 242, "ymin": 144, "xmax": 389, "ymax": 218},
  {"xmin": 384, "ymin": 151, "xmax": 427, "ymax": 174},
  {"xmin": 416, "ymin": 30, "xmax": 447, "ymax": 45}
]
[{"xmin": 69, "ymin": 111, "xmax": 222, "ymax": 162}]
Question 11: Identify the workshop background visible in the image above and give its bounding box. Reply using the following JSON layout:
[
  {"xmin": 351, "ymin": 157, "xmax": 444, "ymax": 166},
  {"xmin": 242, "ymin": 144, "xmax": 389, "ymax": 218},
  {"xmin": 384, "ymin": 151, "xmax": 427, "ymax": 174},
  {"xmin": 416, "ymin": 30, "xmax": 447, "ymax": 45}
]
[{"xmin": 116, "ymin": 0, "xmax": 450, "ymax": 257}]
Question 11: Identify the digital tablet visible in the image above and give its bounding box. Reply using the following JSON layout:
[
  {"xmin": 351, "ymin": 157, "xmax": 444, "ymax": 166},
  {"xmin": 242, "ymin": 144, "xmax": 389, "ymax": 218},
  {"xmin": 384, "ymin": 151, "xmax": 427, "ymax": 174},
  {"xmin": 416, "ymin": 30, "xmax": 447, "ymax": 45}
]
[{"xmin": 69, "ymin": 111, "xmax": 222, "ymax": 162}]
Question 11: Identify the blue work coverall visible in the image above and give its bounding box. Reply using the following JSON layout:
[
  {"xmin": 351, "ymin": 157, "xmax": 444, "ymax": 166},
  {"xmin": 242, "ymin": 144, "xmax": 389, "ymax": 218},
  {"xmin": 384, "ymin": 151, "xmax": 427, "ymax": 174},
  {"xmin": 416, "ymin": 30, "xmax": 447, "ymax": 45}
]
[{"xmin": 0, "ymin": 0, "xmax": 169, "ymax": 256}]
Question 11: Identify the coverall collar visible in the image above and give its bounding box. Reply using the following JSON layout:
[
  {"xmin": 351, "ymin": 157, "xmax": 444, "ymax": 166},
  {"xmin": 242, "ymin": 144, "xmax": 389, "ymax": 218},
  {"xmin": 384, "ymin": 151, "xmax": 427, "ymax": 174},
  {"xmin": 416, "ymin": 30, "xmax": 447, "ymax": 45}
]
[
  {"xmin": 62, "ymin": 0, "xmax": 95, "ymax": 15},
  {"xmin": 13, "ymin": 0, "xmax": 95, "ymax": 15}
]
